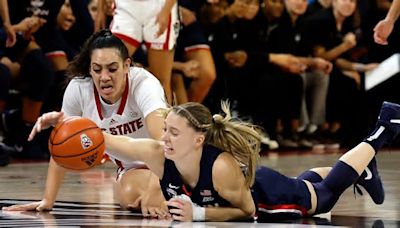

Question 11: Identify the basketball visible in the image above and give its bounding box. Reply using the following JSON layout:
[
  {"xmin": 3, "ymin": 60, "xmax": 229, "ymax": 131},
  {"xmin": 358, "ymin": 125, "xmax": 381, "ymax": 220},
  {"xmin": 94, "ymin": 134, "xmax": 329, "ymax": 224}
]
[{"xmin": 48, "ymin": 116, "xmax": 105, "ymax": 171}]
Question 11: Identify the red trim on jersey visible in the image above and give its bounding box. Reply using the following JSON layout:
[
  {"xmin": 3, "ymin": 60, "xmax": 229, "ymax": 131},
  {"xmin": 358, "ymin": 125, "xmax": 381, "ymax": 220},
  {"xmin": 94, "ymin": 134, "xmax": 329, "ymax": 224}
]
[
  {"xmin": 182, "ymin": 185, "xmax": 192, "ymax": 196},
  {"xmin": 94, "ymin": 88, "xmax": 103, "ymax": 120},
  {"xmin": 163, "ymin": 15, "xmax": 172, "ymax": 50},
  {"xmin": 117, "ymin": 77, "xmax": 129, "ymax": 115},
  {"xmin": 93, "ymin": 74, "xmax": 129, "ymax": 120},
  {"xmin": 115, "ymin": 159, "xmax": 124, "ymax": 170},
  {"xmin": 184, "ymin": 45, "xmax": 210, "ymax": 53},
  {"xmin": 46, "ymin": 51, "xmax": 67, "ymax": 58},
  {"xmin": 258, "ymin": 203, "xmax": 308, "ymax": 217},
  {"xmin": 113, "ymin": 32, "xmax": 141, "ymax": 48}
]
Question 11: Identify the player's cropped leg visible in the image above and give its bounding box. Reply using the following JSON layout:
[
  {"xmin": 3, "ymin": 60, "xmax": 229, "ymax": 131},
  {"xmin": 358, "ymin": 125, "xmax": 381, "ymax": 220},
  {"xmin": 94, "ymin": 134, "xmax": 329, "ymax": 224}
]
[
  {"xmin": 184, "ymin": 49, "xmax": 216, "ymax": 103},
  {"xmin": 312, "ymin": 101, "xmax": 400, "ymax": 213}
]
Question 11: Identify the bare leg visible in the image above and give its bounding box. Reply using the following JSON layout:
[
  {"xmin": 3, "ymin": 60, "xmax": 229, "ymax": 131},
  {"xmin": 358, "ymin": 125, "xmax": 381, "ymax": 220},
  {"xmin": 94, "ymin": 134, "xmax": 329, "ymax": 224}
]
[
  {"xmin": 22, "ymin": 98, "xmax": 43, "ymax": 124},
  {"xmin": 171, "ymin": 73, "xmax": 188, "ymax": 104},
  {"xmin": 184, "ymin": 49, "xmax": 216, "ymax": 103},
  {"xmin": 339, "ymin": 143, "xmax": 375, "ymax": 175},
  {"xmin": 114, "ymin": 169, "xmax": 164, "ymax": 211},
  {"xmin": 308, "ymin": 101, "xmax": 400, "ymax": 214},
  {"xmin": 148, "ymin": 49, "xmax": 174, "ymax": 104},
  {"xmin": 121, "ymin": 41, "xmax": 138, "ymax": 57}
]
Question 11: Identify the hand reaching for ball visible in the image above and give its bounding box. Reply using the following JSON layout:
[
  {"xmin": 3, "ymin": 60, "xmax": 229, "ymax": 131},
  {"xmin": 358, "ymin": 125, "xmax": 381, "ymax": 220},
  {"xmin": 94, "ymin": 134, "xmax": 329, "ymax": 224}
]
[{"xmin": 28, "ymin": 112, "xmax": 64, "ymax": 141}]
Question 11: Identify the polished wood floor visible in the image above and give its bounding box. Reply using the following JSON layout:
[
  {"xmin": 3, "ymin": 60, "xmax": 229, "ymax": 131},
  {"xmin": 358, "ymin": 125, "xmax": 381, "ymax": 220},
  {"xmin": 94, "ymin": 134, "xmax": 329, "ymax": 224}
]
[{"xmin": 1, "ymin": 148, "xmax": 399, "ymax": 227}]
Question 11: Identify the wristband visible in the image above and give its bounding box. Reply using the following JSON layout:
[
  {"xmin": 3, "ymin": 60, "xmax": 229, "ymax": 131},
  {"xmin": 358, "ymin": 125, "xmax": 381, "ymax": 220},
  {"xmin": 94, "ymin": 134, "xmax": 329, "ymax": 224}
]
[
  {"xmin": 175, "ymin": 194, "xmax": 206, "ymax": 221},
  {"xmin": 192, "ymin": 204, "xmax": 205, "ymax": 221}
]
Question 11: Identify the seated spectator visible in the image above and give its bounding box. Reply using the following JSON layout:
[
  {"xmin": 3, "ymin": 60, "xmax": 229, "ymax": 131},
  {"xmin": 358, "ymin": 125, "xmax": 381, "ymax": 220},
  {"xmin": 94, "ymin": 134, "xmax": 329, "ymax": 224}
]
[
  {"xmin": 174, "ymin": 0, "xmax": 216, "ymax": 103},
  {"xmin": 305, "ymin": 0, "xmax": 378, "ymax": 148}
]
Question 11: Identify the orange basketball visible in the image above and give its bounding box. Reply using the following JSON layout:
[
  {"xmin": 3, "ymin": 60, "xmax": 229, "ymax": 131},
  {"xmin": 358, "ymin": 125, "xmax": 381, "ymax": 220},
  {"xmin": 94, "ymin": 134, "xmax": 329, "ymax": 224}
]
[{"xmin": 48, "ymin": 116, "xmax": 105, "ymax": 171}]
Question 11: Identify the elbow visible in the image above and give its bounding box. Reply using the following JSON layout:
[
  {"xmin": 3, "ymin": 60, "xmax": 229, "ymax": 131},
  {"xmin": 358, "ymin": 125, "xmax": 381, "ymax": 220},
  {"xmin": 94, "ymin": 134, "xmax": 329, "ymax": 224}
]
[{"xmin": 242, "ymin": 203, "xmax": 256, "ymax": 219}]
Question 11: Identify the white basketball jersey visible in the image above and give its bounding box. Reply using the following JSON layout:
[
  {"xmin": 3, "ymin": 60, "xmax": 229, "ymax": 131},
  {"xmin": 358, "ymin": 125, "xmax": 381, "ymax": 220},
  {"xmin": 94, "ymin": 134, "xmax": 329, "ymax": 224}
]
[{"xmin": 62, "ymin": 67, "xmax": 167, "ymax": 170}]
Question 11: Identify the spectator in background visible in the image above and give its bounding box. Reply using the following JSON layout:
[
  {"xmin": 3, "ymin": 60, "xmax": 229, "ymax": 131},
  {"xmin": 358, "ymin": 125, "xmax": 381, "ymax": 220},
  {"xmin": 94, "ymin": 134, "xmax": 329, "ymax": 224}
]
[
  {"xmin": 1, "ymin": 0, "xmax": 94, "ymax": 160},
  {"xmin": 305, "ymin": 0, "xmax": 331, "ymax": 16},
  {"xmin": 205, "ymin": 0, "xmax": 260, "ymax": 115},
  {"xmin": 265, "ymin": 0, "xmax": 332, "ymax": 149},
  {"xmin": 173, "ymin": 0, "xmax": 216, "ymax": 104},
  {"xmin": 305, "ymin": 0, "xmax": 378, "ymax": 148},
  {"xmin": 0, "ymin": 0, "xmax": 53, "ymax": 159}
]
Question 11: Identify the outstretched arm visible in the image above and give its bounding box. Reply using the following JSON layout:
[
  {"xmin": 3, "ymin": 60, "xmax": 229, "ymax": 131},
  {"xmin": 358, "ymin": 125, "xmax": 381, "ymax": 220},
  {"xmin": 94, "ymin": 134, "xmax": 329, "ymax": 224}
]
[
  {"xmin": 103, "ymin": 133, "xmax": 165, "ymax": 177},
  {"xmin": 374, "ymin": 0, "xmax": 400, "ymax": 45}
]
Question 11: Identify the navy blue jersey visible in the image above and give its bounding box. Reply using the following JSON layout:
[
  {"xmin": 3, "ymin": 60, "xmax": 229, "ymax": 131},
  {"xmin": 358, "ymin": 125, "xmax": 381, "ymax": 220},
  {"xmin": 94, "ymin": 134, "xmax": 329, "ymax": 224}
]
[{"xmin": 160, "ymin": 144, "xmax": 231, "ymax": 207}]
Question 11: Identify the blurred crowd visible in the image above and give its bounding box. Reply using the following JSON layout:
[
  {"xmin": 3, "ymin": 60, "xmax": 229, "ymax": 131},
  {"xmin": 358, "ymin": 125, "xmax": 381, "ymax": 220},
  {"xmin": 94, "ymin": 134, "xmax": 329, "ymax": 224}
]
[{"xmin": 1, "ymin": 0, "xmax": 400, "ymax": 166}]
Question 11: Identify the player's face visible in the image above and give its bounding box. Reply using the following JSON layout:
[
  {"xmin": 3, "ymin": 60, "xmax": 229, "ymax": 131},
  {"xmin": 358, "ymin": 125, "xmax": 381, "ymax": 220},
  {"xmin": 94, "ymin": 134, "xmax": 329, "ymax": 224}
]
[
  {"xmin": 333, "ymin": 0, "xmax": 356, "ymax": 17},
  {"xmin": 90, "ymin": 48, "xmax": 131, "ymax": 104},
  {"xmin": 162, "ymin": 112, "xmax": 204, "ymax": 161}
]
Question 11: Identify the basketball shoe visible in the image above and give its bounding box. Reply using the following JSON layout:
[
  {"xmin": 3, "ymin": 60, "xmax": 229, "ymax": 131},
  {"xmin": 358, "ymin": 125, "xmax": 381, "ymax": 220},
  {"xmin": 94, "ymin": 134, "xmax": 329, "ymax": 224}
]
[
  {"xmin": 374, "ymin": 101, "xmax": 400, "ymax": 139},
  {"xmin": 354, "ymin": 157, "xmax": 384, "ymax": 204},
  {"xmin": 354, "ymin": 101, "xmax": 400, "ymax": 204},
  {"xmin": 365, "ymin": 101, "xmax": 400, "ymax": 151}
]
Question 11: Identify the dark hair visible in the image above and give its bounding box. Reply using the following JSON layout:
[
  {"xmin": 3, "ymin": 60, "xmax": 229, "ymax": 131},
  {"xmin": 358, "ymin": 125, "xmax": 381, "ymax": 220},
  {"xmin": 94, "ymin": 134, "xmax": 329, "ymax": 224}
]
[
  {"xmin": 66, "ymin": 29, "xmax": 130, "ymax": 79},
  {"xmin": 170, "ymin": 102, "xmax": 261, "ymax": 187}
]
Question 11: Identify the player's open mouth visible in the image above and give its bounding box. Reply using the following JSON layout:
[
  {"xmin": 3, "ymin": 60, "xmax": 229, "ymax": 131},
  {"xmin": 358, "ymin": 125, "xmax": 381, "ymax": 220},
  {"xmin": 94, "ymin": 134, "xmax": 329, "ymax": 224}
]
[
  {"xmin": 101, "ymin": 85, "xmax": 113, "ymax": 94},
  {"xmin": 164, "ymin": 146, "xmax": 174, "ymax": 154}
]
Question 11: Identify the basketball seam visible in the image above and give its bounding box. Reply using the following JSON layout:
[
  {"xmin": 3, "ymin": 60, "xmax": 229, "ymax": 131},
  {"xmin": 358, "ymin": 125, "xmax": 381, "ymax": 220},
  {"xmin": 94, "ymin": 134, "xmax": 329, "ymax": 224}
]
[
  {"xmin": 51, "ymin": 126, "xmax": 99, "ymax": 145},
  {"xmin": 52, "ymin": 139, "xmax": 105, "ymax": 158},
  {"xmin": 49, "ymin": 118, "xmax": 68, "ymax": 145}
]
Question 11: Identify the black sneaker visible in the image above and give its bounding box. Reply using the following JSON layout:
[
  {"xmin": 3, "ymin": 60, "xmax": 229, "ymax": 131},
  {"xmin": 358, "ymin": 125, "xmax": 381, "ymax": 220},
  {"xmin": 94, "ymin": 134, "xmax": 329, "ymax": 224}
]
[
  {"xmin": 0, "ymin": 109, "xmax": 25, "ymax": 144},
  {"xmin": 276, "ymin": 133, "xmax": 299, "ymax": 149},
  {"xmin": 354, "ymin": 157, "xmax": 384, "ymax": 204},
  {"xmin": 369, "ymin": 101, "xmax": 400, "ymax": 141}
]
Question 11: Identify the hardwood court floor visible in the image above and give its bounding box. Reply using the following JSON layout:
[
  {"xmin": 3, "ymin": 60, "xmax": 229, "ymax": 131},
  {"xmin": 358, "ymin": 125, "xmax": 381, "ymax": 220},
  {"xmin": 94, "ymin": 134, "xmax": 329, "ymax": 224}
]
[{"xmin": 1, "ymin": 148, "xmax": 399, "ymax": 227}]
